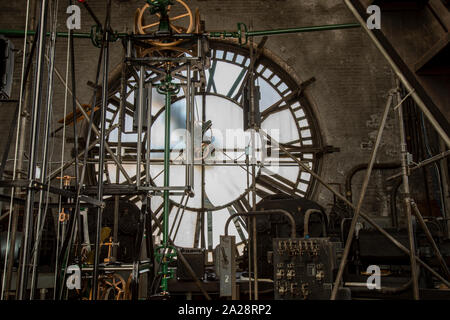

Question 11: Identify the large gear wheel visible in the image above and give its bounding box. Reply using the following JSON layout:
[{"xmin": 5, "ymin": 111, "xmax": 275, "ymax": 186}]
[{"xmin": 135, "ymin": 0, "xmax": 194, "ymax": 48}]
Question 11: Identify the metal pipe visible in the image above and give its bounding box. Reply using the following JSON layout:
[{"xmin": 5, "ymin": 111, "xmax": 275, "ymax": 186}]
[
  {"xmin": 68, "ymin": 0, "xmax": 83, "ymax": 274},
  {"xmin": 92, "ymin": 0, "xmax": 111, "ymax": 299},
  {"xmin": 246, "ymin": 23, "xmax": 360, "ymax": 37},
  {"xmin": 189, "ymin": 76, "xmax": 195, "ymax": 193},
  {"xmin": 303, "ymin": 209, "xmax": 327, "ymax": 238},
  {"xmin": 261, "ymin": 131, "xmax": 450, "ymax": 288},
  {"xmin": 163, "ymin": 90, "xmax": 171, "ymax": 246},
  {"xmin": 331, "ymin": 91, "xmax": 394, "ymax": 300},
  {"xmin": 17, "ymin": 0, "xmax": 48, "ymax": 299},
  {"xmin": 396, "ymin": 88, "xmax": 420, "ymax": 300},
  {"xmin": 0, "ymin": 23, "xmax": 360, "ymax": 41},
  {"xmin": 344, "ymin": 0, "xmax": 450, "ymax": 149},
  {"xmin": 345, "ymin": 163, "xmax": 401, "ymax": 202},
  {"xmin": 0, "ymin": 29, "xmax": 92, "ymax": 38},
  {"xmin": 29, "ymin": 6, "xmax": 58, "ymax": 296},
  {"xmin": 146, "ymin": 84, "xmax": 153, "ymax": 187},
  {"xmin": 185, "ymin": 63, "xmax": 191, "ymax": 189},
  {"xmin": 136, "ymin": 65, "xmax": 145, "ymax": 187},
  {"xmin": 224, "ymin": 210, "xmax": 296, "ymax": 238},
  {"xmin": 346, "ymin": 278, "xmax": 412, "ymax": 294}
]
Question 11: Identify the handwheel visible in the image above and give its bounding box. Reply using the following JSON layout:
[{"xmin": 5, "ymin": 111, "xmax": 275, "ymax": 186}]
[{"xmin": 135, "ymin": 0, "xmax": 194, "ymax": 48}]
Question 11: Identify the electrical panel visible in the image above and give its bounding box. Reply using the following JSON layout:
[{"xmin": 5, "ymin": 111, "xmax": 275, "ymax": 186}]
[
  {"xmin": 218, "ymin": 235, "xmax": 237, "ymax": 298},
  {"xmin": 273, "ymin": 237, "xmax": 344, "ymax": 300},
  {"xmin": 176, "ymin": 248, "xmax": 205, "ymax": 281}
]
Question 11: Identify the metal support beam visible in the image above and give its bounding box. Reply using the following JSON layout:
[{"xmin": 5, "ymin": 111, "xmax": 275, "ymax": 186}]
[
  {"xmin": 396, "ymin": 88, "xmax": 420, "ymax": 300},
  {"xmin": 17, "ymin": 0, "xmax": 48, "ymax": 299}
]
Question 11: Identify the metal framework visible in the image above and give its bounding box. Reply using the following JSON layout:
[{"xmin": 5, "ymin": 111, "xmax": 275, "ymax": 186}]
[{"xmin": 0, "ymin": 0, "xmax": 448, "ymax": 301}]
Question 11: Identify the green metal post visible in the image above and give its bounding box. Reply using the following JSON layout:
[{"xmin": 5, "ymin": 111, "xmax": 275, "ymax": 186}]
[
  {"xmin": 155, "ymin": 75, "xmax": 179, "ymax": 295},
  {"xmin": 163, "ymin": 89, "xmax": 171, "ymax": 247}
]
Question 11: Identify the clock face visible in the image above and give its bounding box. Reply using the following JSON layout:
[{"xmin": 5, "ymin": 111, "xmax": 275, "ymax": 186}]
[{"xmin": 91, "ymin": 41, "xmax": 322, "ymax": 253}]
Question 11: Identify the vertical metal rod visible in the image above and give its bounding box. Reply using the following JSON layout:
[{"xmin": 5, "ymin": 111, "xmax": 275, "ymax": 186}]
[
  {"xmin": 159, "ymin": 82, "xmax": 173, "ymax": 294},
  {"xmin": 396, "ymin": 89, "xmax": 420, "ymax": 299},
  {"xmin": 189, "ymin": 74, "xmax": 195, "ymax": 193},
  {"xmin": 331, "ymin": 92, "xmax": 394, "ymax": 300},
  {"xmin": 17, "ymin": 0, "xmax": 48, "ymax": 300},
  {"xmin": 137, "ymin": 65, "xmax": 145, "ymax": 187},
  {"xmin": 163, "ymin": 90, "xmax": 171, "ymax": 246},
  {"xmin": 145, "ymin": 83, "xmax": 154, "ymax": 297},
  {"xmin": 185, "ymin": 63, "xmax": 191, "ymax": 189},
  {"xmin": 69, "ymin": 0, "xmax": 83, "ymax": 271},
  {"xmin": 344, "ymin": 0, "xmax": 450, "ymax": 149},
  {"xmin": 92, "ymin": 1, "xmax": 111, "ymax": 298},
  {"xmin": 146, "ymin": 84, "xmax": 152, "ymax": 186},
  {"xmin": 29, "ymin": 3, "xmax": 58, "ymax": 296},
  {"xmin": 249, "ymin": 34, "xmax": 258, "ymax": 300}
]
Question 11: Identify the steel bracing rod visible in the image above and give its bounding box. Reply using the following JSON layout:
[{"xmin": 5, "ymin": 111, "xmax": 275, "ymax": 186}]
[
  {"xmin": 396, "ymin": 87, "xmax": 420, "ymax": 299},
  {"xmin": 48, "ymin": 124, "xmax": 118, "ymax": 181},
  {"xmin": 92, "ymin": 0, "xmax": 112, "ymax": 300},
  {"xmin": 17, "ymin": 0, "xmax": 48, "ymax": 300},
  {"xmin": 49, "ymin": 59, "xmax": 133, "ymax": 183},
  {"xmin": 168, "ymin": 193, "xmax": 185, "ymax": 237},
  {"xmin": 386, "ymin": 150, "xmax": 450, "ymax": 182},
  {"xmin": 331, "ymin": 91, "xmax": 394, "ymax": 300},
  {"xmin": 170, "ymin": 195, "xmax": 189, "ymax": 241},
  {"xmin": 410, "ymin": 201, "xmax": 450, "ymax": 279},
  {"xmin": 260, "ymin": 131, "xmax": 450, "ymax": 289},
  {"xmin": 79, "ymin": 0, "xmax": 102, "ymax": 28},
  {"xmin": 344, "ymin": 0, "xmax": 450, "ymax": 149},
  {"xmin": 29, "ymin": 0, "xmax": 59, "ymax": 298}
]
